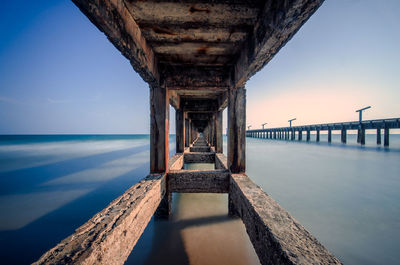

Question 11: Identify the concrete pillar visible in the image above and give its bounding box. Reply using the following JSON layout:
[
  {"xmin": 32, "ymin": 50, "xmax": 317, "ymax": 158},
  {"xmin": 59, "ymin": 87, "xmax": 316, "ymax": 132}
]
[
  {"xmin": 377, "ymin": 128, "xmax": 381, "ymax": 145},
  {"xmin": 228, "ymin": 86, "xmax": 246, "ymax": 173},
  {"xmin": 316, "ymin": 129, "xmax": 320, "ymax": 142},
  {"xmin": 215, "ymin": 111, "xmax": 223, "ymax": 153},
  {"xmin": 150, "ymin": 84, "xmax": 170, "ymax": 219},
  {"xmin": 341, "ymin": 126, "xmax": 347, "ymax": 143},
  {"xmin": 298, "ymin": 130, "xmax": 302, "ymax": 141},
  {"xmin": 360, "ymin": 126, "xmax": 366, "ymax": 145},
  {"xmin": 150, "ymin": 84, "xmax": 169, "ymax": 173},
  {"xmin": 306, "ymin": 129, "xmax": 310, "ymax": 141},
  {"xmin": 291, "ymin": 129, "xmax": 295, "ymax": 140},
  {"xmin": 185, "ymin": 117, "xmax": 189, "ymax": 147},
  {"xmin": 175, "ymin": 109, "xmax": 184, "ymax": 153},
  {"xmin": 328, "ymin": 128, "xmax": 332, "ymax": 143},
  {"xmin": 357, "ymin": 126, "xmax": 361, "ymax": 143},
  {"xmin": 384, "ymin": 126, "xmax": 389, "ymax": 147}
]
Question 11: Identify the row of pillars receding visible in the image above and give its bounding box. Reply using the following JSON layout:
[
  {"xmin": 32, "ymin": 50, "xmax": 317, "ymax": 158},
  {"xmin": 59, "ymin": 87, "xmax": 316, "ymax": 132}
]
[
  {"xmin": 150, "ymin": 85, "xmax": 246, "ymax": 174},
  {"xmin": 248, "ymin": 127, "xmax": 390, "ymax": 146}
]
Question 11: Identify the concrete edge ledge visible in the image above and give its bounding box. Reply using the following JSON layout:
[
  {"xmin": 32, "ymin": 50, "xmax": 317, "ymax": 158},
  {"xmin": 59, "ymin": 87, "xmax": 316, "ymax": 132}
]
[
  {"xmin": 184, "ymin": 152, "xmax": 215, "ymax": 163},
  {"xmin": 215, "ymin": 153, "xmax": 228, "ymax": 170},
  {"xmin": 34, "ymin": 174, "xmax": 166, "ymax": 265},
  {"xmin": 229, "ymin": 174, "xmax": 342, "ymax": 265},
  {"xmin": 168, "ymin": 153, "xmax": 184, "ymax": 170},
  {"xmin": 168, "ymin": 169, "xmax": 230, "ymax": 193}
]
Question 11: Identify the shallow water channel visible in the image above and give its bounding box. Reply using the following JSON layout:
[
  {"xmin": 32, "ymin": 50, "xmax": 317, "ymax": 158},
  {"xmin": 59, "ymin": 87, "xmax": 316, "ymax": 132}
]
[{"xmin": 125, "ymin": 163, "xmax": 260, "ymax": 265}]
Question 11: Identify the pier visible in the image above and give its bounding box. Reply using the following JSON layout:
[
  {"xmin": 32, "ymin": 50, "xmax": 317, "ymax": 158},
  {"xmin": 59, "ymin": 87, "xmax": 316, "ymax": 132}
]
[
  {"xmin": 35, "ymin": 0, "xmax": 342, "ymax": 264},
  {"xmin": 246, "ymin": 118, "xmax": 400, "ymax": 146}
]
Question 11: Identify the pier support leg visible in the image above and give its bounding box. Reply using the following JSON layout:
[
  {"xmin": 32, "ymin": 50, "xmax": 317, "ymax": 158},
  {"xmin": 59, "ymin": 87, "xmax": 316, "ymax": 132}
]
[
  {"xmin": 357, "ymin": 127, "xmax": 361, "ymax": 143},
  {"xmin": 377, "ymin": 128, "xmax": 381, "ymax": 145},
  {"xmin": 150, "ymin": 84, "xmax": 169, "ymax": 173},
  {"xmin": 306, "ymin": 130, "xmax": 310, "ymax": 141},
  {"xmin": 215, "ymin": 111, "xmax": 223, "ymax": 153},
  {"xmin": 384, "ymin": 127, "xmax": 389, "ymax": 147},
  {"xmin": 298, "ymin": 130, "xmax": 302, "ymax": 141},
  {"xmin": 185, "ymin": 117, "xmax": 189, "ymax": 147},
  {"xmin": 175, "ymin": 109, "xmax": 184, "ymax": 153},
  {"xmin": 228, "ymin": 86, "xmax": 246, "ymax": 173},
  {"xmin": 328, "ymin": 129, "xmax": 332, "ymax": 143},
  {"xmin": 291, "ymin": 129, "xmax": 295, "ymax": 140},
  {"xmin": 341, "ymin": 127, "xmax": 347, "ymax": 143},
  {"xmin": 361, "ymin": 127, "xmax": 366, "ymax": 145},
  {"xmin": 316, "ymin": 129, "xmax": 320, "ymax": 142}
]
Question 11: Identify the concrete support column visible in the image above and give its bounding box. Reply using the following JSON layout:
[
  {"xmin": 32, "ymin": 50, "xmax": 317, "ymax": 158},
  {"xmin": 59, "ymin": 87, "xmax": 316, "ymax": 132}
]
[
  {"xmin": 298, "ymin": 130, "xmax": 302, "ymax": 141},
  {"xmin": 384, "ymin": 125, "xmax": 389, "ymax": 147},
  {"xmin": 360, "ymin": 126, "xmax": 366, "ymax": 145},
  {"xmin": 328, "ymin": 128, "xmax": 332, "ymax": 143},
  {"xmin": 185, "ymin": 117, "xmax": 189, "ymax": 147},
  {"xmin": 150, "ymin": 84, "xmax": 170, "ymax": 219},
  {"xmin": 228, "ymin": 86, "xmax": 246, "ymax": 173},
  {"xmin": 377, "ymin": 128, "xmax": 381, "ymax": 145},
  {"xmin": 150, "ymin": 84, "xmax": 169, "ymax": 173},
  {"xmin": 175, "ymin": 109, "xmax": 184, "ymax": 153},
  {"xmin": 341, "ymin": 126, "xmax": 347, "ymax": 143},
  {"xmin": 215, "ymin": 111, "xmax": 223, "ymax": 153},
  {"xmin": 291, "ymin": 129, "xmax": 295, "ymax": 140},
  {"xmin": 316, "ymin": 129, "xmax": 320, "ymax": 142},
  {"xmin": 306, "ymin": 129, "xmax": 310, "ymax": 141}
]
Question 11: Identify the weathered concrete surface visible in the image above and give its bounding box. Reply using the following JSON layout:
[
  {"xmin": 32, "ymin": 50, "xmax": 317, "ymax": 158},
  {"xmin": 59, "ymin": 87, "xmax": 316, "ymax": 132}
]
[
  {"xmin": 168, "ymin": 169, "xmax": 229, "ymax": 193},
  {"xmin": 228, "ymin": 87, "xmax": 246, "ymax": 173},
  {"xmin": 150, "ymin": 84, "xmax": 169, "ymax": 173},
  {"xmin": 190, "ymin": 146, "xmax": 211, "ymax": 152},
  {"xmin": 72, "ymin": 0, "xmax": 159, "ymax": 86},
  {"xmin": 215, "ymin": 153, "xmax": 228, "ymax": 170},
  {"xmin": 168, "ymin": 153, "xmax": 184, "ymax": 171},
  {"xmin": 229, "ymin": 174, "xmax": 342, "ymax": 265},
  {"xmin": 184, "ymin": 152, "xmax": 215, "ymax": 163},
  {"xmin": 34, "ymin": 174, "xmax": 166, "ymax": 265}
]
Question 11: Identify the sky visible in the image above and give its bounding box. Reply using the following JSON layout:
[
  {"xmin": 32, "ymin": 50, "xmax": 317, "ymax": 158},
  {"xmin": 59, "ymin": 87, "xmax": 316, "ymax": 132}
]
[{"xmin": 0, "ymin": 0, "xmax": 399, "ymax": 134}]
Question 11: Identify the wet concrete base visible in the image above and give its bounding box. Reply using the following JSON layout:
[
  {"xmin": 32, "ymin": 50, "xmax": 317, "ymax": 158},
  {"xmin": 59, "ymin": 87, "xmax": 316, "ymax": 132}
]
[{"xmin": 126, "ymin": 193, "xmax": 260, "ymax": 265}]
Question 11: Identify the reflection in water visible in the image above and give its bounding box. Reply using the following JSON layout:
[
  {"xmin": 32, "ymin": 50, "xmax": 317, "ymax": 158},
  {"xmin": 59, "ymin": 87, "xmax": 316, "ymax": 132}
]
[{"xmin": 127, "ymin": 193, "xmax": 260, "ymax": 265}]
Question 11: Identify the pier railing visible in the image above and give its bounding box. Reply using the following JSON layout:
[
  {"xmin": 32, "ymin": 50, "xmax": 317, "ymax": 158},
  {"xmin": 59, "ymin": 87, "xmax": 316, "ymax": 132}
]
[{"xmin": 246, "ymin": 118, "xmax": 400, "ymax": 146}]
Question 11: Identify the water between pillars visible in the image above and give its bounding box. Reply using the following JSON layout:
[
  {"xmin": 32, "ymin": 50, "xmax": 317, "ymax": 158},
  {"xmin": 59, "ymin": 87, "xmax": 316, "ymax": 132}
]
[{"xmin": 125, "ymin": 163, "xmax": 260, "ymax": 265}]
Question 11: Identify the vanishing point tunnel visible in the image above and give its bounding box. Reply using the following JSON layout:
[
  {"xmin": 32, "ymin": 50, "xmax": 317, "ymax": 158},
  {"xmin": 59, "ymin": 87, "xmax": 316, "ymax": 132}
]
[{"xmin": 35, "ymin": 0, "xmax": 343, "ymax": 264}]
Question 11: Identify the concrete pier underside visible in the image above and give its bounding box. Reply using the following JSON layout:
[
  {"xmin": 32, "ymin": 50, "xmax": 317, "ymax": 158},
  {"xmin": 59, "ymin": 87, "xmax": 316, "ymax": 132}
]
[{"xmin": 35, "ymin": 0, "xmax": 343, "ymax": 264}]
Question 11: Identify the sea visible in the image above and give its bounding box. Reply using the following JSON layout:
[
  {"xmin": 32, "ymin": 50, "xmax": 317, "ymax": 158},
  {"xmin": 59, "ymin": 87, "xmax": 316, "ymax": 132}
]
[{"xmin": 0, "ymin": 134, "xmax": 399, "ymax": 264}]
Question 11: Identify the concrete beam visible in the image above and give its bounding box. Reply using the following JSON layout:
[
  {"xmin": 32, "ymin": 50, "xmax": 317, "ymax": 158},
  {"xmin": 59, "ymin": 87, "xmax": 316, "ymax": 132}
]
[
  {"xmin": 184, "ymin": 152, "xmax": 215, "ymax": 163},
  {"xmin": 34, "ymin": 174, "xmax": 166, "ymax": 265},
  {"xmin": 229, "ymin": 174, "xmax": 342, "ymax": 265},
  {"xmin": 72, "ymin": 0, "xmax": 159, "ymax": 86},
  {"xmin": 168, "ymin": 169, "xmax": 230, "ymax": 193},
  {"xmin": 234, "ymin": 0, "xmax": 325, "ymax": 86},
  {"xmin": 162, "ymin": 65, "xmax": 231, "ymax": 89}
]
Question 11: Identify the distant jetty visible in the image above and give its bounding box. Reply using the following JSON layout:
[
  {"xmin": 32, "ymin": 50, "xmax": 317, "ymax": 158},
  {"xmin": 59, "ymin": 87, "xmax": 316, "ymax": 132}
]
[{"xmin": 247, "ymin": 118, "xmax": 400, "ymax": 146}]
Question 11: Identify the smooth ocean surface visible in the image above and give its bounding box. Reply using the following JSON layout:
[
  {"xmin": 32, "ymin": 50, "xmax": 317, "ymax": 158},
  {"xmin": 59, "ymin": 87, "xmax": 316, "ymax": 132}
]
[{"xmin": 0, "ymin": 134, "xmax": 399, "ymax": 264}]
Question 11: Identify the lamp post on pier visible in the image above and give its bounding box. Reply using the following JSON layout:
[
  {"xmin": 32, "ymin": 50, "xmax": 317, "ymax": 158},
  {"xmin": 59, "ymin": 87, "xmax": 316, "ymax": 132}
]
[
  {"xmin": 261, "ymin": 123, "xmax": 267, "ymax": 129},
  {"xmin": 288, "ymin": 118, "xmax": 296, "ymax": 127},
  {"xmin": 288, "ymin": 118, "xmax": 296, "ymax": 140},
  {"xmin": 356, "ymin": 106, "xmax": 371, "ymax": 144}
]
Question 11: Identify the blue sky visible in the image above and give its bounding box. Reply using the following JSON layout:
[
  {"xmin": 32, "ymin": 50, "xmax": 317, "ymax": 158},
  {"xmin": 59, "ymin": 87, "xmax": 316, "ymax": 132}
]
[{"xmin": 0, "ymin": 0, "xmax": 399, "ymax": 134}]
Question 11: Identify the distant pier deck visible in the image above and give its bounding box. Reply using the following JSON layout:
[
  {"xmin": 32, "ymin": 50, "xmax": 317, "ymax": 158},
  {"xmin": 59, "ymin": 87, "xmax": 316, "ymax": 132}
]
[{"xmin": 247, "ymin": 118, "xmax": 400, "ymax": 146}]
